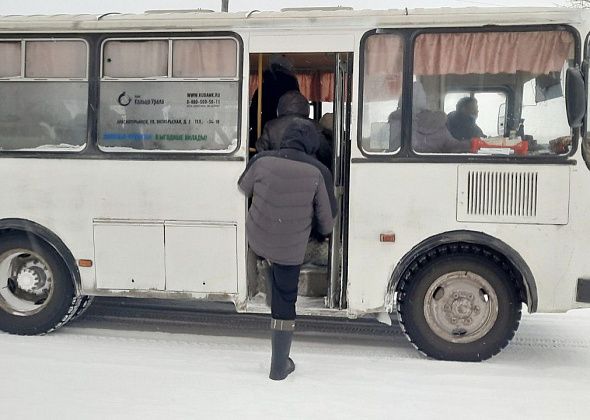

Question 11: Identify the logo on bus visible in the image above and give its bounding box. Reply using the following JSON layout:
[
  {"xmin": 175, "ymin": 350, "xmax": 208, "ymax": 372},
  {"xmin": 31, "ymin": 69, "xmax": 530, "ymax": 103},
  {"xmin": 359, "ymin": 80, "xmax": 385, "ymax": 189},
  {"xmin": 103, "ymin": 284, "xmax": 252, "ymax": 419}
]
[{"xmin": 118, "ymin": 92, "xmax": 132, "ymax": 107}]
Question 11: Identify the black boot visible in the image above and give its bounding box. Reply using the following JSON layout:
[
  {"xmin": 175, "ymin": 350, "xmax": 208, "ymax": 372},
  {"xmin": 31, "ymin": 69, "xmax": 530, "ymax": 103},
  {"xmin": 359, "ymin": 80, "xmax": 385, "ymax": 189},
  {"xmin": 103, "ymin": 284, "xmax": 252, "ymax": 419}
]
[{"xmin": 269, "ymin": 318, "xmax": 296, "ymax": 381}]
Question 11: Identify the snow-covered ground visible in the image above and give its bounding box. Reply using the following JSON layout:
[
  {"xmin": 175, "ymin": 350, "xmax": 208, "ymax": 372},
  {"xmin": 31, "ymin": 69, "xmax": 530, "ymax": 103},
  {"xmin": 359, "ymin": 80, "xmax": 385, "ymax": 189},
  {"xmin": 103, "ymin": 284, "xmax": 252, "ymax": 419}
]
[{"xmin": 1, "ymin": 306, "xmax": 589, "ymax": 420}]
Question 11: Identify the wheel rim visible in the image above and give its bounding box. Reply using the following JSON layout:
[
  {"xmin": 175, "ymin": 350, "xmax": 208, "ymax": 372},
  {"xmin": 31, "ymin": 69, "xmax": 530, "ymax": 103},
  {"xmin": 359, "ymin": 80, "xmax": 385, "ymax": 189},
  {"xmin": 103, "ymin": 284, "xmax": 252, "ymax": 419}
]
[
  {"xmin": 0, "ymin": 249, "xmax": 54, "ymax": 316},
  {"xmin": 423, "ymin": 271, "xmax": 499, "ymax": 344}
]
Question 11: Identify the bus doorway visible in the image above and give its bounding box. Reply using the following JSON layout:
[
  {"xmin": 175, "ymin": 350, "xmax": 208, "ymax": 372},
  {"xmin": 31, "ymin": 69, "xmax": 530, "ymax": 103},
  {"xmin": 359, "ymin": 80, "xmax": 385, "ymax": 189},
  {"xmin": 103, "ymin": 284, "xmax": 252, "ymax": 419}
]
[{"xmin": 245, "ymin": 51, "xmax": 352, "ymax": 315}]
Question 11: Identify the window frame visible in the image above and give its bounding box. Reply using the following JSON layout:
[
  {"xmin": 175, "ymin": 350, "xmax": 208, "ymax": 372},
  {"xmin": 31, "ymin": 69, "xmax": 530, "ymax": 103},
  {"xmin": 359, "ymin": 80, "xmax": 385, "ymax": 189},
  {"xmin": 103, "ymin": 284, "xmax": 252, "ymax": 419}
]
[
  {"xmin": 357, "ymin": 24, "xmax": 581, "ymax": 163},
  {"xmin": 0, "ymin": 37, "xmax": 89, "ymax": 153},
  {"xmin": 0, "ymin": 38, "xmax": 89, "ymax": 81},
  {"xmin": 100, "ymin": 36, "xmax": 240, "ymax": 82},
  {"xmin": 98, "ymin": 35, "xmax": 242, "ymax": 155},
  {"xmin": 357, "ymin": 30, "xmax": 407, "ymax": 157}
]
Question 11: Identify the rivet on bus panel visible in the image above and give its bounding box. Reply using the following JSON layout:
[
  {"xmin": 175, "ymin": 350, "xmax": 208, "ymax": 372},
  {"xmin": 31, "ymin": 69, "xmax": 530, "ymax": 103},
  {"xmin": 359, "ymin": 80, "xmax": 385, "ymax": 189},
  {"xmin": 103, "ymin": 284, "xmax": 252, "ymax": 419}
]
[
  {"xmin": 78, "ymin": 259, "xmax": 93, "ymax": 268},
  {"xmin": 380, "ymin": 233, "xmax": 396, "ymax": 243}
]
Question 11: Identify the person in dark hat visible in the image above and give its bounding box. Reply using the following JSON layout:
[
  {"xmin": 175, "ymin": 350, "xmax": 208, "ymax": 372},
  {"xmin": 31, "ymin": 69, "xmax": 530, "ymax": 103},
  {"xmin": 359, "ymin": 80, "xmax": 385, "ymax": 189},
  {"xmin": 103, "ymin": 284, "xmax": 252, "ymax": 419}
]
[
  {"xmin": 248, "ymin": 54, "xmax": 300, "ymax": 151},
  {"xmin": 447, "ymin": 96, "xmax": 486, "ymax": 141},
  {"xmin": 256, "ymin": 90, "xmax": 333, "ymax": 171},
  {"xmin": 238, "ymin": 119, "xmax": 337, "ymax": 381}
]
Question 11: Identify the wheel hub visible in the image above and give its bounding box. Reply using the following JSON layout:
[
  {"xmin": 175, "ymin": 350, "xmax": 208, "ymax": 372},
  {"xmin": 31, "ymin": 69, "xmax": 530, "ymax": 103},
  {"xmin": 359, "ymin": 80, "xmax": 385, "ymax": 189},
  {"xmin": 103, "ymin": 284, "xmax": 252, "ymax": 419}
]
[
  {"xmin": 0, "ymin": 250, "xmax": 54, "ymax": 315},
  {"xmin": 424, "ymin": 271, "xmax": 499, "ymax": 344},
  {"xmin": 443, "ymin": 291, "xmax": 479, "ymax": 325},
  {"xmin": 15, "ymin": 266, "xmax": 47, "ymax": 294}
]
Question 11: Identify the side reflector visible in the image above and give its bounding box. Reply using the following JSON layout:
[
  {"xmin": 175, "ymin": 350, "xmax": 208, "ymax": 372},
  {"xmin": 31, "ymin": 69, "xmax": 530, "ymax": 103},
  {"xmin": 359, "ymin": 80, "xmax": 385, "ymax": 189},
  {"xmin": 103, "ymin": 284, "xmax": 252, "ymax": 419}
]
[
  {"xmin": 380, "ymin": 233, "xmax": 395, "ymax": 243},
  {"xmin": 78, "ymin": 259, "xmax": 93, "ymax": 268}
]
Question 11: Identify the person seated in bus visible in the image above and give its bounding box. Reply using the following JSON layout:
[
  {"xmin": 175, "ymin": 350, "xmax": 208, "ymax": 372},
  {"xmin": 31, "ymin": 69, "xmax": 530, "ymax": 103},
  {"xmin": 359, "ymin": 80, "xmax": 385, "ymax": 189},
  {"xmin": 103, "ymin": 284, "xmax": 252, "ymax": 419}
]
[
  {"xmin": 238, "ymin": 119, "xmax": 337, "ymax": 381},
  {"xmin": 319, "ymin": 112, "xmax": 334, "ymax": 145},
  {"xmin": 446, "ymin": 96, "xmax": 486, "ymax": 141},
  {"xmin": 256, "ymin": 91, "xmax": 333, "ymax": 171},
  {"xmin": 389, "ymin": 82, "xmax": 471, "ymax": 153},
  {"xmin": 248, "ymin": 54, "xmax": 300, "ymax": 151},
  {"xmin": 412, "ymin": 86, "xmax": 471, "ymax": 153}
]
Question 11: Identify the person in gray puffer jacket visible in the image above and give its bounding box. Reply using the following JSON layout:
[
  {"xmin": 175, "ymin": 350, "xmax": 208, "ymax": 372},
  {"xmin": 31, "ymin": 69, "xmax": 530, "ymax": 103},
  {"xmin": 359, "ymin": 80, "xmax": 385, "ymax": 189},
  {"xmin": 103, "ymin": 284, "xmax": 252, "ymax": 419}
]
[
  {"xmin": 388, "ymin": 81, "xmax": 471, "ymax": 154},
  {"xmin": 239, "ymin": 119, "xmax": 337, "ymax": 381},
  {"xmin": 256, "ymin": 90, "xmax": 333, "ymax": 171}
]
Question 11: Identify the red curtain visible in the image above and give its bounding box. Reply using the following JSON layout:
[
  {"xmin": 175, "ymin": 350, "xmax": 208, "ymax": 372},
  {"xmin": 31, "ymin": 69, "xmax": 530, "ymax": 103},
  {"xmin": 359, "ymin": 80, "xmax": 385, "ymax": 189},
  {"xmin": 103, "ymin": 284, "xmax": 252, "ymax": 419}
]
[{"xmin": 249, "ymin": 72, "xmax": 334, "ymax": 102}]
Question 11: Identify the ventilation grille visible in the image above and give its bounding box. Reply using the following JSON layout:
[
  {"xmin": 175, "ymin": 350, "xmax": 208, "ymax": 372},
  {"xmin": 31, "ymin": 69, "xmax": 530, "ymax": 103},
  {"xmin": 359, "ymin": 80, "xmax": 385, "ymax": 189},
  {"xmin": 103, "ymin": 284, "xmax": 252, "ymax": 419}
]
[{"xmin": 466, "ymin": 171, "xmax": 538, "ymax": 217}]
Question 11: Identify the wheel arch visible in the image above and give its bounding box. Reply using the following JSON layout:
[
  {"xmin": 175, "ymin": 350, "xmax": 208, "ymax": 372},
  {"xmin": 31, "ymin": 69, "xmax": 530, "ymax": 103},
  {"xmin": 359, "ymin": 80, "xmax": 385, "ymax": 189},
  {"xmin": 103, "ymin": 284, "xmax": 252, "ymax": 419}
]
[
  {"xmin": 387, "ymin": 230, "xmax": 538, "ymax": 313},
  {"xmin": 0, "ymin": 218, "xmax": 81, "ymax": 294}
]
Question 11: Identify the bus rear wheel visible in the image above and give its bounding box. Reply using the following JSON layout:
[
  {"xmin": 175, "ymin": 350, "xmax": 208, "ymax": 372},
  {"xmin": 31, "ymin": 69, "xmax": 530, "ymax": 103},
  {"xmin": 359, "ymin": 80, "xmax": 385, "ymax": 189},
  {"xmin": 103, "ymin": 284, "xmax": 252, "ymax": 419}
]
[
  {"xmin": 0, "ymin": 233, "xmax": 79, "ymax": 335},
  {"xmin": 397, "ymin": 252, "xmax": 521, "ymax": 361}
]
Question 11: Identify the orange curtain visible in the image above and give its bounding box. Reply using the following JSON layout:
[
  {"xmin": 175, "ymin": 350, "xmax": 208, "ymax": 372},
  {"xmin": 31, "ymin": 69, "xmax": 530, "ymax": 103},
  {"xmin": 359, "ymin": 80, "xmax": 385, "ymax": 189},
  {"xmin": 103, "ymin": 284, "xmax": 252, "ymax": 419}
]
[
  {"xmin": 414, "ymin": 31, "xmax": 574, "ymax": 76},
  {"xmin": 363, "ymin": 34, "xmax": 404, "ymax": 101},
  {"xmin": 249, "ymin": 72, "xmax": 334, "ymax": 102}
]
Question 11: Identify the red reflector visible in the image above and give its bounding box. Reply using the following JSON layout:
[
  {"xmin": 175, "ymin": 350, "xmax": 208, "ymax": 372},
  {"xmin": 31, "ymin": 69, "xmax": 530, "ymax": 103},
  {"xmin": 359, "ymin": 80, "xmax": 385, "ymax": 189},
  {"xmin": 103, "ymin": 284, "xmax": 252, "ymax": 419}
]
[
  {"xmin": 380, "ymin": 233, "xmax": 395, "ymax": 243},
  {"xmin": 78, "ymin": 259, "xmax": 93, "ymax": 268}
]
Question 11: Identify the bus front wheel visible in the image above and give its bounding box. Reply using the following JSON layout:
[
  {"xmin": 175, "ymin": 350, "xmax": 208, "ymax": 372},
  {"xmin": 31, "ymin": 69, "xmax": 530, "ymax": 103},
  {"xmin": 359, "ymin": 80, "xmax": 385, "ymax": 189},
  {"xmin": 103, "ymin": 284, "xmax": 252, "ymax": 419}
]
[
  {"xmin": 397, "ymin": 252, "xmax": 522, "ymax": 361},
  {"xmin": 0, "ymin": 233, "xmax": 79, "ymax": 335}
]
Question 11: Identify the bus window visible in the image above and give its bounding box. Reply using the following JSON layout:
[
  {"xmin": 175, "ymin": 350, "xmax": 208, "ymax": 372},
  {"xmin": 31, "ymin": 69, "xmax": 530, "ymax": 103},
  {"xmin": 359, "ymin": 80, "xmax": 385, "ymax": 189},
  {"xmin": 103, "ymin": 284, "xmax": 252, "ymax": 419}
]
[
  {"xmin": 26, "ymin": 40, "xmax": 87, "ymax": 78},
  {"xmin": 360, "ymin": 33, "xmax": 404, "ymax": 155},
  {"xmin": 0, "ymin": 39, "xmax": 88, "ymax": 152},
  {"xmin": 98, "ymin": 37, "xmax": 240, "ymax": 153},
  {"xmin": 103, "ymin": 40, "xmax": 168, "ymax": 78},
  {"xmin": 412, "ymin": 30, "xmax": 575, "ymax": 156},
  {"xmin": 172, "ymin": 39, "xmax": 237, "ymax": 78},
  {"xmin": 0, "ymin": 42, "xmax": 21, "ymax": 77}
]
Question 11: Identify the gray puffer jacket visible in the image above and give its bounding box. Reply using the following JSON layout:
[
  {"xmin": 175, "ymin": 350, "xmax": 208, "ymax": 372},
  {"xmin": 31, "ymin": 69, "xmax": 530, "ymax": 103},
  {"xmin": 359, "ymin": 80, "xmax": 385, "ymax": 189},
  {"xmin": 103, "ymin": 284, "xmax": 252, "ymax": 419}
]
[
  {"xmin": 239, "ymin": 119, "xmax": 337, "ymax": 265},
  {"xmin": 388, "ymin": 109, "xmax": 471, "ymax": 154},
  {"xmin": 256, "ymin": 91, "xmax": 333, "ymax": 171},
  {"xmin": 412, "ymin": 111, "xmax": 471, "ymax": 153}
]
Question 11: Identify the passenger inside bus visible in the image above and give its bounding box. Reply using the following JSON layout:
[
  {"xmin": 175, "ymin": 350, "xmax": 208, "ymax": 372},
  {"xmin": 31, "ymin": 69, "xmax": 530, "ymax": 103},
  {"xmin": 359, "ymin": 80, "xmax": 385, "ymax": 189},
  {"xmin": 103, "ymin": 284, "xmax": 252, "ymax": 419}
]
[
  {"xmin": 387, "ymin": 81, "xmax": 471, "ymax": 153},
  {"xmin": 446, "ymin": 96, "xmax": 486, "ymax": 141},
  {"xmin": 248, "ymin": 54, "xmax": 300, "ymax": 151},
  {"xmin": 255, "ymin": 90, "xmax": 333, "ymax": 170},
  {"xmin": 319, "ymin": 112, "xmax": 334, "ymax": 150}
]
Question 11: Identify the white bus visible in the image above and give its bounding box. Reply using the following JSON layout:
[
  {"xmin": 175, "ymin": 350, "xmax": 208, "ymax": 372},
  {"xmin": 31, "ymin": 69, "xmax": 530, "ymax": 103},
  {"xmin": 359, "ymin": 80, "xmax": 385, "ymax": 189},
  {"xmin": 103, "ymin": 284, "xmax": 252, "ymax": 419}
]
[{"xmin": 0, "ymin": 6, "xmax": 588, "ymax": 361}]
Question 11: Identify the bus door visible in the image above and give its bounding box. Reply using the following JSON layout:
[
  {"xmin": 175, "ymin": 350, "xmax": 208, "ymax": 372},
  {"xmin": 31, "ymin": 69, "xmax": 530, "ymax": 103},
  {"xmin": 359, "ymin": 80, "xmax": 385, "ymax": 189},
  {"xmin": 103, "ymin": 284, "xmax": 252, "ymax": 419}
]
[
  {"xmin": 247, "ymin": 33, "xmax": 353, "ymax": 310},
  {"xmin": 329, "ymin": 52, "xmax": 353, "ymax": 309}
]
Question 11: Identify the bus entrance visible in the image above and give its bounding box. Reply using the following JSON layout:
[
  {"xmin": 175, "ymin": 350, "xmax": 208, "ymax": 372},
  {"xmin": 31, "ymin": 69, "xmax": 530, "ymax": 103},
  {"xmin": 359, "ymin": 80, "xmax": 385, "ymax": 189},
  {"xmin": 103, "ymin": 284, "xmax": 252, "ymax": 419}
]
[{"xmin": 245, "ymin": 49, "xmax": 352, "ymax": 314}]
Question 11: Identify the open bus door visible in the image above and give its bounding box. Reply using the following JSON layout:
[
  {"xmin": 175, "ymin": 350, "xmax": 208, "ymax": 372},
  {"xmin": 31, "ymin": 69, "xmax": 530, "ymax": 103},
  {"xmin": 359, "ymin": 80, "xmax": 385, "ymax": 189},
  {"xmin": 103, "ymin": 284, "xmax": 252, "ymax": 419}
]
[
  {"xmin": 328, "ymin": 52, "xmax": 353, "ymax": 309},
  {"xmin": 245, "ymin": 45, "xmax": 353, "ymax": 312}
]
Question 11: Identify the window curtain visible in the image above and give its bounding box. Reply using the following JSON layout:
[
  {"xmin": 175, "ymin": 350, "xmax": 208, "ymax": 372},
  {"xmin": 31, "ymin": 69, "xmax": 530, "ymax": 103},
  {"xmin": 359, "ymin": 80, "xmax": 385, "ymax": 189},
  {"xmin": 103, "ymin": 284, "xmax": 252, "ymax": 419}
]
[
  {"xmin": 413, "ymin": 31, "xmax": 574, "ymax": 76},
  {"xmin": 26, "ymin": 41, "xmax": 87, "ymax": 78},
  {"xmin": 173, "ymin": 39, "xmax": 237, "ymax": 78},
  {"xmin": 363, "ymin": 34, "xmax": 404, "ymax": 101},
  {"xmin": 249, "ymin": 72, "xmax": 334, "ymax": 102},
  {"xmin": 0, "ymin": 42, "xmax": 21, "ymax": 77},
  {"xmin": 103, "ymin": 41, "xmax": 167, "ymax": 78}
]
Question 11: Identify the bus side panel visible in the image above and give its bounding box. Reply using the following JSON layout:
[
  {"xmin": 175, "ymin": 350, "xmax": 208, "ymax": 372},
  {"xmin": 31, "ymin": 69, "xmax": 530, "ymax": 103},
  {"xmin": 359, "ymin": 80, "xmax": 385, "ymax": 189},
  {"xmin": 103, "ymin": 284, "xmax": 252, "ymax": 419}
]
[
  {"xmin": 346, "ymin": 162, "xmax": 586, "ymax": 314},
  {"xmin": 0, "ymin": 158, "xmax": 247, "ymax": 299}
]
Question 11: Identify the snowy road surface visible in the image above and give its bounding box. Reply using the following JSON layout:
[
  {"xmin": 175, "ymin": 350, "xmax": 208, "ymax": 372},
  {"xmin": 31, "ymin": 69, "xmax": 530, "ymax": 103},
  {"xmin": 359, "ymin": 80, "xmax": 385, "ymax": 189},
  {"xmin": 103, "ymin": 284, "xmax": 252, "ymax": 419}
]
[{"xmin": 1, "ymin": 300, "xmax": 589, "ymax": 420}]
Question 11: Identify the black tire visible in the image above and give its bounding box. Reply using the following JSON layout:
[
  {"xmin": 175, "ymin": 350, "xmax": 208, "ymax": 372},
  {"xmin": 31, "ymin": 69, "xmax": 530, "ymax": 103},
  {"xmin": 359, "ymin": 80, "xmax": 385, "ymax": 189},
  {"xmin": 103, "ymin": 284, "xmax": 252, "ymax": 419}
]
[
  {"xmin": 397, "ymin": 248, "xmax": 522, "ymax": 361},
  {"xmin": 0, "ymin": 233, "xmax": 80, "ymax": 335},
  {"xmin": 69, "ymin": 295, "xmax": 95, "ymax": 322}
]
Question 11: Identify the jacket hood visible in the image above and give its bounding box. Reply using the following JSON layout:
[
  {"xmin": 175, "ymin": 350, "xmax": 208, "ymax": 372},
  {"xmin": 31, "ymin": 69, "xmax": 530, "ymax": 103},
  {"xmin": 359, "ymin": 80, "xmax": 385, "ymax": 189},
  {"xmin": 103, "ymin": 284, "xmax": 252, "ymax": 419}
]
[
  {"xmin": 277, "ymin": 91, "xmax": 310, "ymax": 117},
  {"xmin": 415, "ymin": 111, "xmax": 448, "ymax": 135},
  {"xmin": 280, "ymin": 119, "xmax": 319, "ymax": 155}
]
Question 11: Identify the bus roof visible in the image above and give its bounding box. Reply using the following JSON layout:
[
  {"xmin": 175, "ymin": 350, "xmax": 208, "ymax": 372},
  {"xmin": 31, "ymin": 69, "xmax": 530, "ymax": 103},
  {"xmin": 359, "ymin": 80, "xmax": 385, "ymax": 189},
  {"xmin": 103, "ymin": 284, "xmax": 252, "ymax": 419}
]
[{"xmin": 0, "ymin": 7, "xmax": 585, "ymax": 33}]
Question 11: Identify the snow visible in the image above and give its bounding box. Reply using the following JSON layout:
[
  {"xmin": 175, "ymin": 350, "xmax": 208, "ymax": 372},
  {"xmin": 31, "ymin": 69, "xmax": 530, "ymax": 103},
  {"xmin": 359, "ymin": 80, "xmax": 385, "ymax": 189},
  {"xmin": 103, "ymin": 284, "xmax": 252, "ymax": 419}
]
[{"xmin": 1, "ymin": 309, "xmax": 590, "ymax": 419}]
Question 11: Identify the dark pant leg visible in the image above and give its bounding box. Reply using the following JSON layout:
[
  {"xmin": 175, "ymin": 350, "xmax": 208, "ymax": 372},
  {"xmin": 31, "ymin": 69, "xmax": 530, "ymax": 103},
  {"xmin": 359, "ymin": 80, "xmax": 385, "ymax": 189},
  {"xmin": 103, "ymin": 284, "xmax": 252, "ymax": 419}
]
[{"xmin": 270, "ymin": 263, "xmax": 301, "ymax": 320}]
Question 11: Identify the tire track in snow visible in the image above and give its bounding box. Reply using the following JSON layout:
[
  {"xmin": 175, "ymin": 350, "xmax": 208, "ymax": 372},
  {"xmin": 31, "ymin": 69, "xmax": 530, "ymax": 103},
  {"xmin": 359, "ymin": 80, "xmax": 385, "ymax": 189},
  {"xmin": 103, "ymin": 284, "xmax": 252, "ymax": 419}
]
[{"xmin": 70, "ymin": 298, "xmax": 590, "ymax": 354}]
